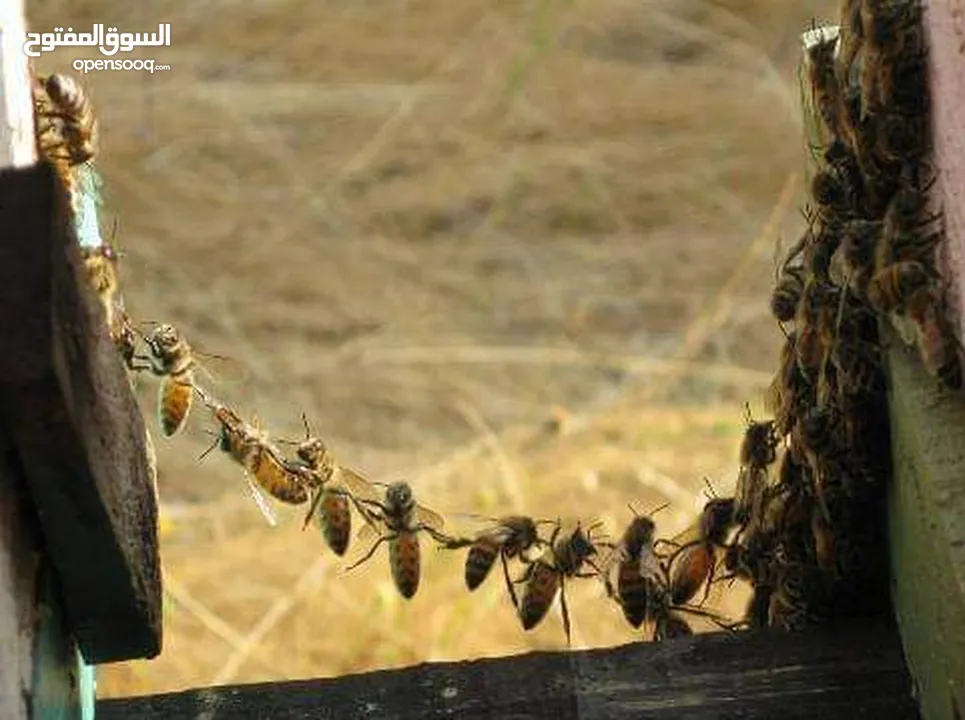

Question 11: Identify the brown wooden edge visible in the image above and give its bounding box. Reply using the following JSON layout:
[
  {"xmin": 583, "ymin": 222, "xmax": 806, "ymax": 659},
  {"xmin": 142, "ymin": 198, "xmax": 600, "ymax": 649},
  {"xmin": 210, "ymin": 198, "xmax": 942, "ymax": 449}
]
[
  {"xmin": 97, "ymin": 619, "xmax": 917, "ymax": 720},
  {"xmin": 0, "ymin": 162, "xmax": 161, "ymax": 663}
]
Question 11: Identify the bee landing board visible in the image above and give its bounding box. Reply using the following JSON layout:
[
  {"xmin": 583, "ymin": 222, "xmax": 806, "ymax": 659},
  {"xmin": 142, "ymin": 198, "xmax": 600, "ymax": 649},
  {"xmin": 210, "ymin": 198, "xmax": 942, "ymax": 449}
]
[{"xmin": 0, "ymin": 163, "xmax": 161, "ymax": 664}]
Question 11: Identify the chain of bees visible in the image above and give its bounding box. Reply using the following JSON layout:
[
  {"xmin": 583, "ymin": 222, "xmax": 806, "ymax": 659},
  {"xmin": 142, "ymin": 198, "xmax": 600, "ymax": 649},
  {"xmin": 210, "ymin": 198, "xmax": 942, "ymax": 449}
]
[{"xmin": 27, "ymin": 0, "xmax": 960, "ymax": 649}]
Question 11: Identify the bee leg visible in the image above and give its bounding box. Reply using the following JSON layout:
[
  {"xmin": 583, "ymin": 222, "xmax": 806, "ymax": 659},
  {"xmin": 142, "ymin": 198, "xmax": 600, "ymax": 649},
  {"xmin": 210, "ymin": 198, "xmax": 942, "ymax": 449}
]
[
  {"xmin": 420, "ymin": 524, "xmax": 458, "ymax": 547},
  {"xmin": 302, "ymin": 487, "xmax": 325, "ymax": 531},
  {"xmin": 349, "ymin": 496, "xmax": 385, "ymax": 529},
  {"xmin": 697, "ymin": 557, "xmax": 717, "ymax": 607},
  {"xmin": 197, "ymin": 433, "xmax": 220, "ymax": 462},
  {"xmin": 500, "ymin": 553, "xmax": 520, "ymax": 611},
  {"xmin": 345, "ymin": 534, "xmax": 390, "ymax": 573},
  {"xmin": 559, "ymin": 576, "xmax": 572, "ymax": 649}
]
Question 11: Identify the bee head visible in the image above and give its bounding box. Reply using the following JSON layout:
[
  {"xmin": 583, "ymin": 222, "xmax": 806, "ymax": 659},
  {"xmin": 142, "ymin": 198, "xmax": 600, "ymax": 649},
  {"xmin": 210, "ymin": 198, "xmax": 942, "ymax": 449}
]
[
  {"xmin": 701, "ymin": 498, "xmax": 736, "ymax": 544},
  {"xmin": 296, "ymin": 437, "xmax": 328, "ymax": 466},
  {"xmin": 570, "ymin": 524, "xmax": 598, "ymax": 560},
  {"xmin": 146, "ymin": 323, "xmax": 182, "ymax": 352},
  {"xmin": 385, "ymin": 481, "xmax": 413, "ymax": 513},
  {"xmin": 44, "ymin": 73, "xmax": 76, "ymax": 102},
  {"xmin": 623, "ymin": 515, "xmax": 654, "ymax": 555}
]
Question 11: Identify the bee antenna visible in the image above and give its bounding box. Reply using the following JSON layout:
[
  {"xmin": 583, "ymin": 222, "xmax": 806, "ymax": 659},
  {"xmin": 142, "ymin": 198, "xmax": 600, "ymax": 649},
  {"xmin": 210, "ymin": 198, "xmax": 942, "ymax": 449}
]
[
  {"xmin": 198, "ymin": 434, "xmax": 220, "ymax": 462},
  {"xmin": 627, "ymin": 501, "xmax": 638, "ymax": 517},
  {"xmin": 649, "ymin": 501, "xmax": 670, "ymax": 517},
  {"xmin": 703, "ymin": 476, "xmax": 718, "ymax": 500},
  {"xmin": 301, "ymin": 411, "xmax": 312, "ymax": 440}
]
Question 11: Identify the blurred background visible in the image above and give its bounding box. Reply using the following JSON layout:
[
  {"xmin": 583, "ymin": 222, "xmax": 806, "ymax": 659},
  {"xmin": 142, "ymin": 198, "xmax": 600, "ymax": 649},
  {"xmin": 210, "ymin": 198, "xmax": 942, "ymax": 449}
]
[{"xmin": 29, "ymin": 0, "xmax": 835, "ymax": 699}]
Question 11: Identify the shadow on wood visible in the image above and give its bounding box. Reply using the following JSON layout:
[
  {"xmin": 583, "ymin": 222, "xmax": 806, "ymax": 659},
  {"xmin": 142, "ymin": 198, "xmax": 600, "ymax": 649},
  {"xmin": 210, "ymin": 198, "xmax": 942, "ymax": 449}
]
[
  {"xmin": 98, "ymin": 619, "xmax": 917, "ymax": 720},
  {"xmin": 0, "ymin": 163, "xmax": 161, "ymax": 664}
]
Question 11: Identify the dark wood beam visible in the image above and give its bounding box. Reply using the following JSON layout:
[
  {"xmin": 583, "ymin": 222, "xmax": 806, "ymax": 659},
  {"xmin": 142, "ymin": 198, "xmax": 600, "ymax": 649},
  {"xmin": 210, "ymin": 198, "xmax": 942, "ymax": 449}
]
[
  {"xmin": 0, "ymin": 163, "xmax": 161, "ymax": 663},
  {"xmin": 98, "ymin": 619, "xmax": 917, "ymax": 720}
]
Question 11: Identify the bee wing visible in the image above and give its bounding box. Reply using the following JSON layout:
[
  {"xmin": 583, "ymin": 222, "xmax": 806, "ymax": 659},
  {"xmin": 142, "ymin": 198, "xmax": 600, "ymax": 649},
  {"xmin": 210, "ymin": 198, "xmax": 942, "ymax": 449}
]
[
  {"xmin": 639, "ymin": 547, "xmax": 665, "ymax": 585},
  {"xmin": 332, "ymin": 466, "xmax": 380, "ymax": 503},
  {"xmin": 668, "ymin": 522, "xmax": 701, "ymax": 553},
  {"xmin": 356, "ymin": 516, "xmax": 385, "ymax": 544},
  {"xmin": 193, "ymin": 351, "xmax": 251, "ymax": 387},
  {"xmin": 242, "ymin": 470, "xmax": 278, "ymax": 527},
  {"xmin": 762, "ymin": 369, "xmax": 784, "ymax": 417},
  {"xmin": 415, "ymin": 504, "xmax": 446, "ymax": 530},
  {"xmin": 595, "ymin": 544, "xmax": 625, "ymax": 596}
]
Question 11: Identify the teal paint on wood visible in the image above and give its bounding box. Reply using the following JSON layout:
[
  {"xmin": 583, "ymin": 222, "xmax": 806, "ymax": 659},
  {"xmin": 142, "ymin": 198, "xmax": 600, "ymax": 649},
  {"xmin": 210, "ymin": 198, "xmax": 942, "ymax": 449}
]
[
  {"xmin": 886, "ymin": 337, "xmax": 965, "ymax": 720},
  {"xmin": 72, "ymin": 163, "xmax": 105, "ymax": 249},
  {"xmin": 30, "ymin": 565, "xmax": 96, "ymax": 720}
]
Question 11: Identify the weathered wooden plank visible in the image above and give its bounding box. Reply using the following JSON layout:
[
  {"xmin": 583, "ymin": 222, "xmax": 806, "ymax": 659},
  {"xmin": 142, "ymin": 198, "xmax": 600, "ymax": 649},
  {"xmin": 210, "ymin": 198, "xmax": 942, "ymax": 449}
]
[
  {"xmin": 98, "ymin": 620, "xmax": 917, "ymax": 720},
  {"xmin": 886, "ymin": 337, "xmax": 965, "ymax": 720},
  {"xmin": 0, "ymin": 422, "xmax": 42, "ymax": 717},
  {"xmin": 0, "ymin": 0, "xmax": 37, "ymax": 170},
  {"xmin": 926, "ymin": 0, "xmax": 965, "ymax": 333},
  {"xmin": 0, "ymin": 163, "xmax": 161, "ymax": 663}
]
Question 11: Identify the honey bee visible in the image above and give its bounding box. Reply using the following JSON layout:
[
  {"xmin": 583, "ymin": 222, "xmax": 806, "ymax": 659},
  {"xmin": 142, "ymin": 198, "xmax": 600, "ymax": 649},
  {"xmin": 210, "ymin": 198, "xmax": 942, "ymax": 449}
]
[
  {"xmin": 802, "ymin": 25, "xmax": 851, "ymax": 146},
  {"xmin": 34, "ymin": 73, "xmax": 98, "ymax": 167},
  {"xmin": 450, "ymin": 516, "xmax": 547, "ymax": 609},
  {"xmin": 135, "ymin": 323, "xmax": 244, "ymax": 437},
  {"xmin": 734, "ymin": 406, "xmax": 778, "ymax": 526},
  {"xmin": 810, "ymin": 167, "xmax": 855, "ymax": 220},
  {"xmin": 866, "ymin": 260, "xmax": 934, "ymax": 315},
  {"xmin": 795, "ymin": 279, "xmax": 839, "ymax": 378},
  {"xmin": 835, "ymin": 0, "xmax": 863, "ymax": 80},
  {"xmin": 79, "ymin": 243, "xmax": 119, "ymax": 325},
  {"xmin": 765, "ymin": 330, "xmax": 816, "ymax": 438},
  {"xmin": 199, "ymin": 398, "xmax": 309, "ymax": 525},
  {"xmin": 859, "ymin": 0, "xmax": 926, "ymax": 120},
  {"xmin": 285, "ymin": 414, "xmax": 375, "ymax": 557},
  {"xmin": 518, "ymin": 521, "xmax": 600, "ymax": 645},
  {"xmin": 770, "ymin": 264, "xmax": 806, "ymax": 324},
  {"xmin": 667, "ymin": 497, "xmax": 736, "ymax": 607},
  {"xmin": 136, "ymin": 323, "xmax": 197, "ymax": 437},
  {"xmin": 840, "ymin": 219, "xmax": 881, "ymax": 293},
  {"xmin": 600, "ymin": 508, "xmax": 666, "ymax": 629},
  {"xmin": 113, "ymin": 308, "xmax": 139, "ymax": 372},
  {"xmin": 347, "ymin": 481, "xmax": 450, "ymax": 599}
]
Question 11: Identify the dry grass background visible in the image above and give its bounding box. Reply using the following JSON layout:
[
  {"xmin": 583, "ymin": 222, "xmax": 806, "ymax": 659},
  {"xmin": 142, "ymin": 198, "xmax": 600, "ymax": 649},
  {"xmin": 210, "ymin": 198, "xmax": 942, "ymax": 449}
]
[{"xmin": 28, "ymin": 0, "xmax": 836, "ymax": 699}]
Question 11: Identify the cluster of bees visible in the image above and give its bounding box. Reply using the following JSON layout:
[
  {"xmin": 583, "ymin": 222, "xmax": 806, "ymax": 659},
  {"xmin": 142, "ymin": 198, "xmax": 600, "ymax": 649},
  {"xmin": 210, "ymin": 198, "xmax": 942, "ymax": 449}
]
[
  {"xmin": 26, "ymin": 0, "xmax": 958, "ymax": 649},
  {"xmin": 736, "ymin": 0, "xmax": 961, "ymax": 630}
]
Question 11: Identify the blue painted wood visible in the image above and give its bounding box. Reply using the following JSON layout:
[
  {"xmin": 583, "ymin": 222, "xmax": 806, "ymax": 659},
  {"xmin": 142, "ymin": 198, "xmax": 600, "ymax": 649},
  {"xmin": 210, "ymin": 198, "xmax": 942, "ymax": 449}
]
[
  {"xmin": 30, "ymin": 565, "xmax": 97, "ymax": 720},
  {"xmin": 71, "ymin": 164, "xmax": 105, "ymax": 249}
]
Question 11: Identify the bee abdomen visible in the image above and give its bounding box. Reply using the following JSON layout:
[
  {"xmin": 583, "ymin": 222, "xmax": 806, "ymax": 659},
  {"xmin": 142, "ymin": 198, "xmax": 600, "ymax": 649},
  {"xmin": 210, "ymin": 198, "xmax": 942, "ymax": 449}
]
[
  {"xmin": 519, "ymin": 563, "xmax": 558, "ymax": 630},
  {"xmin": 159, "ymin": 375, "xmax": 194, "ymax": 437},
  {"xmin": 616, "ymin": 566, "xmax": 649, "ymax": 628},
  {"xmin": 669, "ymin": 545, "xmax": 712, "ymax": 606},
  {"xmin": 318, "ymin": 491, "xmax": 351, "ymax": 556},
  {"xmin": 390, "ymin": 533, "xmax": 421, "ymax": 599},
  {"xmin": 465, "ymin": 540, "xmax": 499, "ymax": 591}
]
